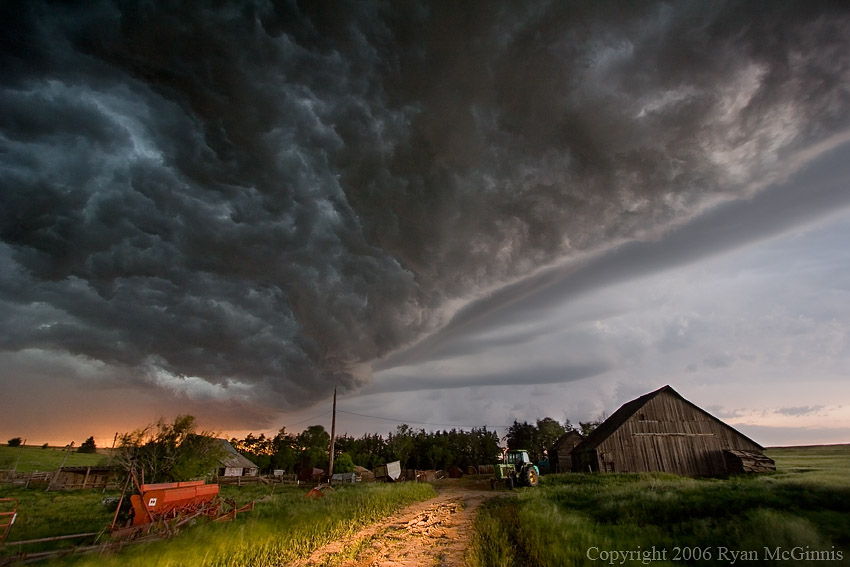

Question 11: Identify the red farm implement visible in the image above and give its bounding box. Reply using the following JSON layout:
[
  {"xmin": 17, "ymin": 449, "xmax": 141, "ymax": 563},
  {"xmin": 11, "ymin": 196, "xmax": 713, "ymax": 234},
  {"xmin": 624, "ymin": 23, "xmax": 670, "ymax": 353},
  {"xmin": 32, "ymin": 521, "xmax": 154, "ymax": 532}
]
[
  {"xmin": 110, "ymin": 478, "xmax": 253, "ymax": 539},
  {"xmin": 0, "ymin": 471, "xmax": 252, "ymax": 564}
]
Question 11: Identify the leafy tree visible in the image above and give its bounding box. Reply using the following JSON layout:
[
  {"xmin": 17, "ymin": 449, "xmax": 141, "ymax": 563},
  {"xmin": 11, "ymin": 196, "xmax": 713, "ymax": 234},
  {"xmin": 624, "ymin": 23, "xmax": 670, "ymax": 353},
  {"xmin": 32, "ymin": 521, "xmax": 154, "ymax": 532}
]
[
  {"xmin": 271, "ymin": 428, "xmax": 298, "ymax": 473},
  {"xmin": 387, "ymin": 424, "xmax": 415, "ymax": 467},
  {"xmin": 579, "ymin": 418, "xmax": 603, "ymax": 436},
  {"xmin": 77, "ymin": 436, "xmax": 97, "ymax": 453},
  {"xmin": 505, "ymin": 418, "xmax": 568, "ymax": 465},
  {"xmin": 334, "ymin": 452, "xmax": 355, "ymax": 473},
  {"xmin": 474, "ymin": 427, "xmax": 502, "ymax": 465},
  {"xmin": 115, "ymin": 415, "xmax": 225, "ymax": 483},
  {"xmin": 506, "ymin": 420, "xmax": 540, "ymax": 461},
  {"xmin": 7, "ymin": 437, "xmax": 22, "ymax": 448},
  {"xmin": 230, "ymin": 432, "xmax": 279, "ymax": 473},
  {"xmin": 536, "ymin": 417, "xmax": 567, "ymax": 455},
  {"xmin": 170, "ymin": 432, "xmax": 226, "ymax": 480},
  {"xmin": 296, "ymin": 425, "xmax": 330, "ymax": 471},
  {"xmin": 336, "ymin": 432, "xmax": 386, "ymax": 470}
]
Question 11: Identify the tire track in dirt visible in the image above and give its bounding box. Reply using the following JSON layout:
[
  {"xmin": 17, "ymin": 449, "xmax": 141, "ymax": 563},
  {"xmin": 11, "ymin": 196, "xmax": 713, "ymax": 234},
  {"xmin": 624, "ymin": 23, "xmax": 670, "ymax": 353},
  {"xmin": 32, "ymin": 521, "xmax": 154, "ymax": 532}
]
[{"xmin": 288, "ymin": 483, "xmax": 497, "ymax": 567}]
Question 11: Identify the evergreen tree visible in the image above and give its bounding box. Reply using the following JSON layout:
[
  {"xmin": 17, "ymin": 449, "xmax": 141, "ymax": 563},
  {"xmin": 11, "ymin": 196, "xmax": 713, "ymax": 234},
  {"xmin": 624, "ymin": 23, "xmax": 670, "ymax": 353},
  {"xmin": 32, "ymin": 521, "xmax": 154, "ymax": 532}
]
[{"xmin": 77, "ymin": 436, "xmax": 97, "ymax": 453}]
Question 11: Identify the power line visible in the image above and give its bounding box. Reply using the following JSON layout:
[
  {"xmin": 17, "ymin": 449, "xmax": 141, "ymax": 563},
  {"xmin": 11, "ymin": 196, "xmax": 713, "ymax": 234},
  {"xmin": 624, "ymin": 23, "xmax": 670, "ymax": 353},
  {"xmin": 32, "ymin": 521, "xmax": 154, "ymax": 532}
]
[
  {"xmin": 336, "ymin": 409, "xmax": 511, "ymax": 429},
  {"xmin": 280, "ymin": 409, "xmax": 333, "ymax": 430}
]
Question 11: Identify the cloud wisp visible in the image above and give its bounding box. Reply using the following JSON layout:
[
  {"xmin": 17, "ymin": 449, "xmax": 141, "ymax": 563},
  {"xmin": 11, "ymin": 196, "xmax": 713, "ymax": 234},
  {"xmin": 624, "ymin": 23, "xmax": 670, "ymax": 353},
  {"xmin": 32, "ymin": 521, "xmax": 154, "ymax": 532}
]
[{"xmin": 2, "ymin": 1, "xmax": 850, "ymax": 430}]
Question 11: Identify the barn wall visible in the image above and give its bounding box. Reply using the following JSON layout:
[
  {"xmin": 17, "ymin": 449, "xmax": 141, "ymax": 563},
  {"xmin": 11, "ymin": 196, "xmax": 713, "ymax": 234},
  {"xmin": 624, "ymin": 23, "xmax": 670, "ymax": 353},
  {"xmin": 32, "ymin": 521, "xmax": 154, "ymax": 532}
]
[
  {"xmin": 596, "ymin": 390, "xmax": 762, "ymax": 476},
  {"xmin": 549, "ymin": 449, "xmax": 566, "ymax": 473},
  {"xmin": 551, "ymin": 432, "xmax": 584, "ymax": 473},
  {"xmin": 571, "ymin": 449, "xmax": 599, "ymax": 473}
]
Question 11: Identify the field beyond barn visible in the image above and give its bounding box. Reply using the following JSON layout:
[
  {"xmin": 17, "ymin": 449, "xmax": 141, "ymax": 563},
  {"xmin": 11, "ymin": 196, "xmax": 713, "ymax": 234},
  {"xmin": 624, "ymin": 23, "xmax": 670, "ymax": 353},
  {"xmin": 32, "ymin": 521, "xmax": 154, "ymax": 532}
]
[{"xmin": 468, "ymin": 444, "xmax": 850, "ymax": 567}]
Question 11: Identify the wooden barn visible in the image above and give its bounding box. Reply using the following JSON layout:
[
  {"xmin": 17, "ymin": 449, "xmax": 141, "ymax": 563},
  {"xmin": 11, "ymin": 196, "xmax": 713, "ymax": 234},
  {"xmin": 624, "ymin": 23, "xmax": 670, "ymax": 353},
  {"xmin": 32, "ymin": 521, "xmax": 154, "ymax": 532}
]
[
  {"xmin": 571, "ymin": 385, "xmax": 775, "ymax": 477},
  {"xmin": 215, "ymin": 439, "xmax": 259, "ymax": 477},
  {"xmin": 548, "ymin": 430, "xmax": 584, "ymax": 473}
]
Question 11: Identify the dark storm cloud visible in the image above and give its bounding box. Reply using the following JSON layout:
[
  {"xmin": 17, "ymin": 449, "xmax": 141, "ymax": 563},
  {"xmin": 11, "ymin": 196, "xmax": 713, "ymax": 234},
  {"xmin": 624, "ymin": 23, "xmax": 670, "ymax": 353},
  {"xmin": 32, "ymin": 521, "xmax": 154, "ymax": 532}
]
[
  {"xmin": 363, "ymin": 363, "xmax": 611, "ymax": 395},
  {"xmin": 378, "ymin": 139, "xmax": 850, "ymax": 370},
  {"xmin": 2, "ymin": 1, "xmax": 850, "ymax": 412}
]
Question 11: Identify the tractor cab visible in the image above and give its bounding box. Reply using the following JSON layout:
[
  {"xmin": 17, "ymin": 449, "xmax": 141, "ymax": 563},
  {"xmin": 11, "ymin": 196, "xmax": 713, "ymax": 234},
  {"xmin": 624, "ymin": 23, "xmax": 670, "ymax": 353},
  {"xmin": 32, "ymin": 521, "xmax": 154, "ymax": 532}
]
[
  {"xmin": 492, "ymin": 449, "xmax": 540, "ymax": 489},
  {"xmin": 506, "ymin": 449, "xmax": 531, "ymax": 470}
]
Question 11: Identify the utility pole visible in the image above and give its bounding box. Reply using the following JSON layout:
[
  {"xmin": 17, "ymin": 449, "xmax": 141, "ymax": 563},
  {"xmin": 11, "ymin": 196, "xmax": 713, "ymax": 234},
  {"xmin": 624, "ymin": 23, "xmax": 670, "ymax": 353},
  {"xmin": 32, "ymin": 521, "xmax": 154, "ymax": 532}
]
[{"xmin": 328, "ymin": 387, "xmax": 337, "ymax": 485}]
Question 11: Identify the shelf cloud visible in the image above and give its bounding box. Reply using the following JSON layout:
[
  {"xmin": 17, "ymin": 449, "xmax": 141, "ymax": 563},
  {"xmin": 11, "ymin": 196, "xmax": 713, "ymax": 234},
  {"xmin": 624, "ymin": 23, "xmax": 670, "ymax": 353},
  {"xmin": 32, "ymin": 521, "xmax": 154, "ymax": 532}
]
[{"xmin": 2, "ymin": 2, "xmax": 850, "ymax": 435}]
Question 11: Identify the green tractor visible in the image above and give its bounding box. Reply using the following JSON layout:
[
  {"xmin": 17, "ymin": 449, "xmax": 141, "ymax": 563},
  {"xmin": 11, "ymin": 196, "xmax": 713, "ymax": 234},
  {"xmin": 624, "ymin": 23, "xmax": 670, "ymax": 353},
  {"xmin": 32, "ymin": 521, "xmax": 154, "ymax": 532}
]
[{"xmin": 491, "ymin": 449, "xmax": 540, "ymax": 489}]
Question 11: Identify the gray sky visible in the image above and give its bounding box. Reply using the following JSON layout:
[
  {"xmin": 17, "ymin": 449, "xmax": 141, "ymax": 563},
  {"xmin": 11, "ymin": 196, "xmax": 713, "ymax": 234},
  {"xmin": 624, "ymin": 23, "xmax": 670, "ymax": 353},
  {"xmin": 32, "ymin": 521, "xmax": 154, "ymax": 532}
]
[{"xmin": 1, "ymin": 1, "xmax": 849, "ymax": 447}]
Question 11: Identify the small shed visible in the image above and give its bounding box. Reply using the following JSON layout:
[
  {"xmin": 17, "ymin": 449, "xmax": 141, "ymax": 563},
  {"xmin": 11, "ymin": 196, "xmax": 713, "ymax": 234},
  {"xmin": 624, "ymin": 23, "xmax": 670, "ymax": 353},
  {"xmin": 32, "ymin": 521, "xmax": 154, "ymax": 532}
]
[
  {"xmin": 215, "ymin": 439, "xmax": 259, "ymax": 477},
  {"xmin": 571, "ymin": 385, "xmax": 775, "ymax": 477},
  {"xmin": 548, "ymin": 431, "xmax": 584, "ymax": 473},
  {"xmin": 354, "ymin": 465, "xmax": 375, "ymax": 483},
  {"xmin": 373, "ymin": 461, "xmax": 402, "ymax": 482}
]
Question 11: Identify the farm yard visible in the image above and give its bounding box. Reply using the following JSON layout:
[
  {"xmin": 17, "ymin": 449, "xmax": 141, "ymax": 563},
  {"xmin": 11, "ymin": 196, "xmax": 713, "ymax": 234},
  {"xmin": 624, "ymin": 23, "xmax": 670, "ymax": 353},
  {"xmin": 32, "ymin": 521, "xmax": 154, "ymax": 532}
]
[{"xmin": 0, "ymin": 444, "xmax": 848, "ymax": 566}]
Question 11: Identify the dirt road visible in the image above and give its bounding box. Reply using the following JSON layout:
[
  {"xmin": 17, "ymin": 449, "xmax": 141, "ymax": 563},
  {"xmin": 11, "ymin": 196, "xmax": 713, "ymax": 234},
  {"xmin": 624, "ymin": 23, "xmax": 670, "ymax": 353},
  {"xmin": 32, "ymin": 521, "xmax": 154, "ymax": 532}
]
[{"xmin": 289, "ymin": 481, "xmax": 497, "ymax": 567}]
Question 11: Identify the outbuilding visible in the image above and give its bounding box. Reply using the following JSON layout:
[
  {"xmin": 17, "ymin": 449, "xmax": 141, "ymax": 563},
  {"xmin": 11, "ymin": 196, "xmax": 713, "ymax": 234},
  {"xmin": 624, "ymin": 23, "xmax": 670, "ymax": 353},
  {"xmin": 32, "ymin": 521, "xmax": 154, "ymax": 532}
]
[
  {"xmin": 571, "ymin": 385, "xmax": 774, "ymax": 476},
  {"xmin": 215, "ymin": 439, "xmax": 259, "ymax": 477},
  {"xmin": 548, "ymin": 430, "xmax": 584, "ymax": 473}
]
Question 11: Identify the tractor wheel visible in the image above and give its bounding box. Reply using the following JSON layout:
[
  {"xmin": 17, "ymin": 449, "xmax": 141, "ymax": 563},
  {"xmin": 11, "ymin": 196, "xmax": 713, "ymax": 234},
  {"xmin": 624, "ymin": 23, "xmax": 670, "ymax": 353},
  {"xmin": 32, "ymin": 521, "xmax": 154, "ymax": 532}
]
[{"xmin": 521, "ymin": 466, "xmax": 539, "ymax": 487}]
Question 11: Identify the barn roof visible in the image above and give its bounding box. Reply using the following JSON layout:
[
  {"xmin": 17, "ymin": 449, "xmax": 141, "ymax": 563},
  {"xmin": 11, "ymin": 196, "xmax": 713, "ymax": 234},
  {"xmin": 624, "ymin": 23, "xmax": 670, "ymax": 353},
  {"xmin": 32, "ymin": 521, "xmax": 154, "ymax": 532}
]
[
  {"xmin": 214, "ymin": 439, "xmax": 259, "ymax": 470},
  {"xmin": 551, "ymin": 430, "xmax": 584, "ymax": 450},
  {"xmin": 572, "ymin": 385, "xmax": 763, "ymax": 453}
]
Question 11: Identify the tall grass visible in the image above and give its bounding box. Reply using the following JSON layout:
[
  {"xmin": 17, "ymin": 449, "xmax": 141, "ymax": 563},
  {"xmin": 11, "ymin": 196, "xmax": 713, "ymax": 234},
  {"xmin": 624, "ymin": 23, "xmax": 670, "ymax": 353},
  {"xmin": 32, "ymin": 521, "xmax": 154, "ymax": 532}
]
[
  {"xmin": 468, "ymin": 445, "xmax": 850, "ymax": 567},
  {"xmin": 29, "ymin": 482, "xmax": 435, "ymax": 567},
  {"xmin": 0, "ymin": 486, "xmax": 117, "ymax": 543}
]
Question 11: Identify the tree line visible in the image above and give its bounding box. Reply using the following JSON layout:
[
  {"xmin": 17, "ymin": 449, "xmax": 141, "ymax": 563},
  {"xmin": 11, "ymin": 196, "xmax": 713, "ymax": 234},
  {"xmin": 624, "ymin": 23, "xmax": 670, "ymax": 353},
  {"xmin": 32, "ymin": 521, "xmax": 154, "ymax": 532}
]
[
  {"xmin": 6, "ymin": 413, "xmax": 602, "ymax": 483},
  {"xmin": 230, "ymin": 417, "xmax": 601, "ymax": 475}
]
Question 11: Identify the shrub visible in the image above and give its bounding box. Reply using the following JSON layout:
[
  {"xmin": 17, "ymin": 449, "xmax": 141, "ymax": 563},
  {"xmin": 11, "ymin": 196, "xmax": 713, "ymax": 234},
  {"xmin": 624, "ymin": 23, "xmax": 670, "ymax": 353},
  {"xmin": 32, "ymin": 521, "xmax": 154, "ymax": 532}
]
[{"xmin": 7, "ymin": 437, "xmax": 22, "ymax": 448}]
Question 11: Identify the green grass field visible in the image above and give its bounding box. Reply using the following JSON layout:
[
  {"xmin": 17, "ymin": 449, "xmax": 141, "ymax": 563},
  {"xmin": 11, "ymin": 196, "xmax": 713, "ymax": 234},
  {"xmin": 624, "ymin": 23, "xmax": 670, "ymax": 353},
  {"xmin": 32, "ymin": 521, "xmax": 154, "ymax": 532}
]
[
  {"xmin": 0, "ymin": 446, "xmax": 106, "ymax": 474},
  {"xmin": 0, "ymin": 481, "xmax": 435, "ymax": 566},
  {"xmin": 468, "ymin": 444, "xmax": 850, "ymax": 567}
]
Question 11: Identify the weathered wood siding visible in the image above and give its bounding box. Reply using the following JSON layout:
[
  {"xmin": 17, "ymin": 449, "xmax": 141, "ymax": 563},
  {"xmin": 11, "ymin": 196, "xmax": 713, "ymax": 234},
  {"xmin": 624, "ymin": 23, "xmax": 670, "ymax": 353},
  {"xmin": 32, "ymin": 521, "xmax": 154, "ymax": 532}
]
[
  {"xmin": 47, "ymin": 467, "xmax": 117, "ymax": 490},
  {"xmin": 594, "ymin": 390, "xmax": 762, "ymax": 476},
  {"xmin": 549, "ymin": 431, "xmax": 584, "ymax": 473}
]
